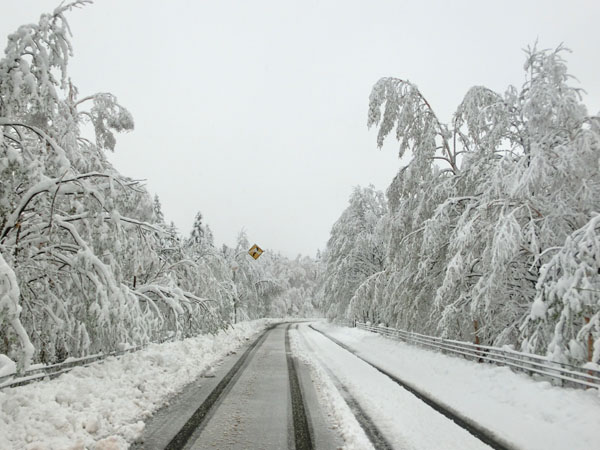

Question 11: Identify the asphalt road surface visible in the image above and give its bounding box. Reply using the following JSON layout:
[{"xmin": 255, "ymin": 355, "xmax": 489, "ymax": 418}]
[
  {"xmin": 134, "ymin": 323, "xmax": 340, "ymax": 450},
  {"xmin": 135, "ymin": 321, "xmax": 507, "ymax": 450}
]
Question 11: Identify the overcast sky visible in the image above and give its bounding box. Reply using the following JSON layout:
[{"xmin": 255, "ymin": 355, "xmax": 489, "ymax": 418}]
[{"xmin": 2, "ymin": 0, "xmax": 599, "ymax": 258}]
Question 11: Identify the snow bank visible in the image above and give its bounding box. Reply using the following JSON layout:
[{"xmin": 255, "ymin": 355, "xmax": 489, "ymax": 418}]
[
  {"xmin": 315, "ymin": 322, "xmax": 600, "ymax": 450},
  {"xmin": 289, "ymin": 327, "xmax": 375, "ymax": 450},
  {"xmin": 0, "ymin": 319, "xmax": 273, "ymax": 450},
  {"xmin": 0, "ymin": 354, "xmax": 17, "ymax": 378}
]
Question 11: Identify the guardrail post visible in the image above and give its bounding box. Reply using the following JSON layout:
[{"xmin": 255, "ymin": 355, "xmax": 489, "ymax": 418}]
[
  {"xmin": 585, "ymin": 317, "xmax": 594, "ymax": 379},
  {"xmin": 559, "ymin": 363, "xmax": 566, "ymax": 387},
  {"xmin": 473, "ymin": 320, "xmax": 483, "ymax": 363}
]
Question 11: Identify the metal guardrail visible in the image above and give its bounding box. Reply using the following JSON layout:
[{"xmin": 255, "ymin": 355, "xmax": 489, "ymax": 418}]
[
  {"xmin": 0, "ymin": 331, "xmax": 184, "ymax": 390},
  {"xmin": 0, "ymin": 321, "xmax": 274, "ymax": 390},
  {"xmin": 0, "ymin": 345, "xmax": 148, "ymax": 390},
  {"xmin": 355, "ymin": 322, "xmax": 600, "ymax": 389}
]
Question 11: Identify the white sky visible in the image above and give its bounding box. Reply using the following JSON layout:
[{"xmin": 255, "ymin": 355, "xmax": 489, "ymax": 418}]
[{"xmin": 2, "ymin": 0, "xmax": 599, "ymax": 257}]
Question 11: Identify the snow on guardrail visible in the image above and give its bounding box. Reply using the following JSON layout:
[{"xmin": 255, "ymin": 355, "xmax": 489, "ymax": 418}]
[
  {"xmin": 355, "ymin": 322, "xmax": 600, "ymax": 389},
  {"xmin": 0, "ymin": 345, "xmax": 148, "ymax": 390},
  {"xmin": 0, "ymin": 337, "xmax": 177, "ymax": 390},
  {"xmin": 0, "ymin": 320, "xmax": 281, "ymax": 390}
]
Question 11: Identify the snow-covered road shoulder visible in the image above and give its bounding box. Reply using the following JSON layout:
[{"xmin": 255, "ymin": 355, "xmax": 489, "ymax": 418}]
[
  {"xmin": 313, "ymin": 322, "xmax": 600, "ymax": 450},
  {"xmin": 0, "ymin": 320, "xmax": 273, "ymax": 450},
  {"xmin": 289, "ymin": 325, "xmax": 375, "ymax": 450}
]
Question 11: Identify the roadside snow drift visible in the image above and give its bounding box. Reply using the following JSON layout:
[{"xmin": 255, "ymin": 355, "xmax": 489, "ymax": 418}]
[
  {"xmin": 312, "ymin": 322, "xmax": 600, "ymax": 450},
  {"xmin": 0, "ymin": 320, "xmax": 271, "ymax": 450}
]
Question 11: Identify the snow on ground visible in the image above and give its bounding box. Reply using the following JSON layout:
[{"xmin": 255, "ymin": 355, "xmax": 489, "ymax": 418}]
[
  {"xmin": 312, "ymin": 321, "xmax": 600, "ymax": 450},
  {"xmin": 0, "ymin": 320, "xmax": 273, "ymax": 450},
  {"xmin": 295, "ymin": 323, "xmax": 490, "ymax": 450},
  {"xmin": 289, "ymin": 327, "xmax": 375, "ymax": 450}
]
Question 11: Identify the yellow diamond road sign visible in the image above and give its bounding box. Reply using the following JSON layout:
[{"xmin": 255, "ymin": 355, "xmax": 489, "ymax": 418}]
[{"xmin": 248, "ymin": 244, "xmax": 264, "ymax": 260}]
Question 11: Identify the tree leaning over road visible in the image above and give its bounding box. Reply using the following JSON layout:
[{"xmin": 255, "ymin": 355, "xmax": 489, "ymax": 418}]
[
  {"xmin": 319, "ymin": 45, "xmax": 600, "ymax": 366},
  {"xmin": 0, "ymin": 3, "xmax": 318, "ymax": 372},
  {"xmin": 317, "ymin": 185, "xmax": 387, "ymax": 323},
  {"xmin": 0, "ymin": 1, "xmax": 218, "ymax": 370}
]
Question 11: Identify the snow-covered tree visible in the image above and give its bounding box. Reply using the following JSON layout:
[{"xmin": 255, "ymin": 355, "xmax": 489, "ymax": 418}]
[
  {"xmin": 319, "ymin": 185, "xmax": 388, "ymax": 322},
  {"xmin": 267, "ymin": 254, "xmax": 319, "ymax": 317},
  {"xmin": 153, "ymin": 194, "xmax": 165, "ymax": 224},
  {"xmin": 0, "ymin": 3, "xmax": 217, "ymax": 369},
  {"xmin": 188, "ymin": 212, "xmax": 205, "ymax": 247},
  {"xmin": 320, "ymin": 45, "xmax": 600, "ymax": 367},
  {"xmin": 523, "ymin": 214, "xmax": 600, "ymax": 365}
]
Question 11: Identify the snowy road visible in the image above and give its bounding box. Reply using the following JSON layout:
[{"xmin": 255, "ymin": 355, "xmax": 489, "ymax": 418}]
[
  {"xmin": 4, "ymin": 319, "xmax": 597, "ymax": 449},
  {"xmin": 292, "ymin": 322, "xmax": 497, "ymax": 450},
  {"xmin": 185, "ymin": 325, "xmax": 302, "ymax": 449},
  {"xmin": 137, "ymin": 322, "xmax": 507, "ymax": 450},
  {"xmin": 135, "ymin": 323, "xmax": 341, "ymax": 450}
]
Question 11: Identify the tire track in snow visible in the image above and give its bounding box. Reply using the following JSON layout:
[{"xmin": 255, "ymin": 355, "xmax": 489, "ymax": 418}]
[
  {"xmin": 164, "ymin": 324, "xmax": 275, "ymax": 450},
  {"xmin": 285, "ymin": 324, "xmax": 314, "ymax": 450},
  {"xmin": 296, "ymin": 325, "xmax": 393, "ymax": 450},
  {"xmin": 308, "ymin": 324, "xmax": 516, "ymax": 450}
]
